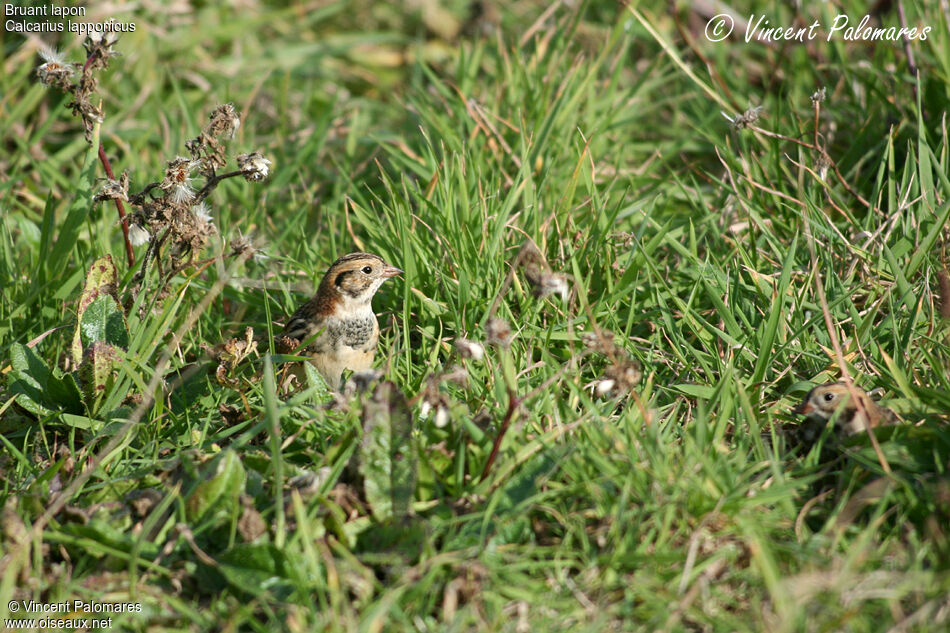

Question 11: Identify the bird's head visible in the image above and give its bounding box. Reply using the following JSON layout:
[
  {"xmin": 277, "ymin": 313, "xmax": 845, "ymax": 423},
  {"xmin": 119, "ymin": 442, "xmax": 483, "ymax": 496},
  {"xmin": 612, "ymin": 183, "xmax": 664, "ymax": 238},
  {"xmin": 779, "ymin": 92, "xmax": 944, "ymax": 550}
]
[{"xmin": 319, "ymin": 252, "xmax": 402, "ymax": 311}]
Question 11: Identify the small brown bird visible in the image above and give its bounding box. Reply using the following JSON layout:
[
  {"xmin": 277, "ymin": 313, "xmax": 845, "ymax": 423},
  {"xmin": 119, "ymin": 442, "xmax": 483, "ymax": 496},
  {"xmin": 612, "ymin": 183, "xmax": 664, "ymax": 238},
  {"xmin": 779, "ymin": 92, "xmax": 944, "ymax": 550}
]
[
  {"xmin": 792, "ymin": 382, "xmax": 900, "ymax": 436},
  {"xmin": 279, "ymin": 252, "xmax": 402, "ymax": 391}
]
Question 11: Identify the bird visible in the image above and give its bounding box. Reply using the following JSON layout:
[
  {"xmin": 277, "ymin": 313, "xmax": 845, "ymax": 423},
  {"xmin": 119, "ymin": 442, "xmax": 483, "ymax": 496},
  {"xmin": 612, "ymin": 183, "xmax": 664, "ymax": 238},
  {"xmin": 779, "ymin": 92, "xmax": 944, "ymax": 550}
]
[
  {"xmin": 277, "ymin": 252, "xmax": 402, "ymax": 391},
  {"xmin": 792, "ymin": 382, "xmax": 900, "ymax": 436}
]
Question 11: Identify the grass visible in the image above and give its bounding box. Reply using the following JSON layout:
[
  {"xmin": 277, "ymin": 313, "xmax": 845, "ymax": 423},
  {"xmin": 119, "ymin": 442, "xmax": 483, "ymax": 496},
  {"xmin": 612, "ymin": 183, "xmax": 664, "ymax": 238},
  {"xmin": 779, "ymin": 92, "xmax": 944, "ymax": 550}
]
[{"xmin": 2, "ymin": 0, "xmax": 950, "ymax": 631}]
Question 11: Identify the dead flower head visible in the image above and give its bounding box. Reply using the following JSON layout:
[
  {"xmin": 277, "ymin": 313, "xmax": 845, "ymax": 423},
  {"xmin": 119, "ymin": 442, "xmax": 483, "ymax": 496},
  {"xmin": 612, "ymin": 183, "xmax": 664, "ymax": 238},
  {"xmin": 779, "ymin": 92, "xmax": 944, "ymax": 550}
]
[
  {"xmin": 419, "ymin": 367, "xmax": 467, "ymax": 429},
  {"xmin": 342, "ymin": 369, "xmax": 383, "ymax": 399},
  {"xmin": 597, "ymin": 360, "xmax": 642, "ymax": 397},
  {"xmin": 534, "ymin": 273, "xmax": 569, "ymax": 301},
  {"xmin": 484, "ymin": 318, "xmax": 513, "ymax": 348},
  {"xmin": 228, "ymin": 231, "xmax": 266, "ymax": 262},
  {"xmin": 455, "ymin": 338, "xmax": 485, "ymax": 361},
  {"xmin": 208, "ymin": 102, "xmax": 240, "ymax": 138},
  {"xmin": 517, "ymin": 242, "xmax": 570, "ymax": 301},
  {"xmin": 237, "ymin": 152, "xmax": 272, "ymax": 182},
  {"xmin": 583, "ymin": 328, "xmax": 642, "ymax": 397},
  {"xmin": 723, "ymin": 105, "xmax": 763, "ymax": 130},
  {"xmin": 581, "ymin": 329, "xmax": 617, "ymax": 355},
  {"xmin": 185, "ymin": 103, "xmax": 241, "ymax": 171},
  {"xmin": 93, "ymin": 173, "xmax": 130, "ymax": 203},
  {"xmin": 35, "ymin": 34, "xmax": 120, "ymax": 141},
  {"xmin": 814, "ymin": 152, "xmax": 831, "ymax": 181},
  {"xmin": 83, "ymin": 30, "xmax": 120, "ymax": 69},
  {"xmin": 128, "ymin": 223, "xmax": 150, "ymax": 246},
  {"xmin": 160, "ymin": 157, "xmax": 199, "ymax": 203},
  {"xmin": 207, "ymin": 327, "xmax": 258, "ymax": 388},
  {"xmin": 36, "ymin": 48, "xmax": 74, "ymax": 91},
  {"xmin": 192, "ymin": 201, "xmax": 213, "ymax": 224}
]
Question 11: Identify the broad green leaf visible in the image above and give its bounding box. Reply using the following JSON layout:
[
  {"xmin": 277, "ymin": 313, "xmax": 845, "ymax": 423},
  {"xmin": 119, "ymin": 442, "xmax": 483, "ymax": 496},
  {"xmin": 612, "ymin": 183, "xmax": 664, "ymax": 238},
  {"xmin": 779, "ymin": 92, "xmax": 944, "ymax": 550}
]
[
  {"xmin": 215, "ymin": 544, "xmax": 293, "ymax": 598},
  {"xmin": 78, "ymin": 341, "xmax": 123, "ymax": 411},
  {"xmin": 71, "ymin": 255, "xmax": 125, "ymax": 365},
  {"xmin": 7, "ymin": 343, "xmax": 83, "ymax": 416},
  {"xmin": 359, "ymin": 381, "xmax": 416, "ymax": 522},
  {"xmin": 78, "ymin": 295, "xmax": 129, "ymax": 351},
  {"xmin": 185, "ymin": 449, "xmax": 247, "ymax": 524}
]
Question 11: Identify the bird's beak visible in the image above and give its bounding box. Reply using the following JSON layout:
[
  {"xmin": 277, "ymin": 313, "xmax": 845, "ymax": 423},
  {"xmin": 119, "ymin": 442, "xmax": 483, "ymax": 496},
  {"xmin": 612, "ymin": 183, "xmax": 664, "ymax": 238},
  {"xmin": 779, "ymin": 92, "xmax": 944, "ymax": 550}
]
[
  {"xmin": 381, "ymin": 265, "xmax": 403, "ymax": 278},
  {"xmin": 791, "ymin": 401, "xmax": 812, "ymax": 416}
]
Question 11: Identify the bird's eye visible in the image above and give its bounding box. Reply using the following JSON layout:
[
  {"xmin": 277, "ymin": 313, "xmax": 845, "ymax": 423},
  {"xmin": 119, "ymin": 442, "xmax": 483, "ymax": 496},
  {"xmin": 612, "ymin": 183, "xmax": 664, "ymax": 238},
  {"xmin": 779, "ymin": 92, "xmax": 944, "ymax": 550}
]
[
  {"xmin": 823, "ymin": 393, "xmax": 836, "ymax": 402},
  {"xmin": 361, "ymin": 266, "xmax": 373, "ymax": 274}
]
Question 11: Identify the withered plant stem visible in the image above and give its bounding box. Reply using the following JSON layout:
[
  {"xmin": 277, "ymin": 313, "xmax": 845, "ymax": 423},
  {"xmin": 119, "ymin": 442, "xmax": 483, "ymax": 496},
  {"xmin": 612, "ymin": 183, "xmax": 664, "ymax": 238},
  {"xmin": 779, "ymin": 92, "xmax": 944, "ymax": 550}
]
[
  {"xmin": 479, "ymin": 389, "xmax": 521, "ymax": 482},
  {"xmin": 84, "ymin": 47, "xmax": 134, "ymax": 268},
  {"xmin": 98, "ymin": 144, "xmax": 134, "ymax": 267},
  {"xmin": 748, "ymin": 124, "xmax": 871, "ymax": 210},
  {"xmin": 195, "ymin": 170, "xmax": 247, "ymax": 203}
]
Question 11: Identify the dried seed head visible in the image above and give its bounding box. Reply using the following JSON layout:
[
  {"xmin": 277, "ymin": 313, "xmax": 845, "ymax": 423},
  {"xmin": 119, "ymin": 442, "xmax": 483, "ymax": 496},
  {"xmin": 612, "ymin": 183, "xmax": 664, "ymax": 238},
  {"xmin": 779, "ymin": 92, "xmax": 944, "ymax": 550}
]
[
  {"xmin": 39, "ymin": 47, "xmax": 66, "ymax": 65},
  {"xmin": 86, "ymin": 29, "xmax": 120, "ymax": 49},
  {"xmin": 433, "ymin": 405, "xmax": 450, "ymax": 428},
  {"xmin": 596, "ymin": 360, "xmax": 641, "ymax": 397},
  {"xmin": 519, "ymin": 242, "xmax": 548, "ymax": 288},
  {"xmin": 161, "ymin": 157, "xmax": 198, "ymax": 191},
  {"xmin": 287, "ymin": 468, "xmax": 332, "ymax": 496},
  {"xmin": 517, "ymin": 242, "xmax": 570, "ymax": 301},
  {"xmin": 36, "ymin": 48, "xmax": 74, "ymax": 91},
  {"xmin": 723, "ymin": 105, "xmax": 763, "ymax": 130},
  {"xmin": 581, "ymin": 329, "xmax": 617, "ymax": 355},
  {"xmin": 208, "ymin": 103, "xmax": 241, "ymax": 139},
  {"xmin": 535, "ymin": 273, "xmax": 570, "ymax": 301},
  {"xmin": 440, "ymin": 365, "xmax": 470, "ymax": 387},
  {"xmin": 455, "ymin": 338, "xmax": 485, "ymax": 361},
  {"xmin": 814, "ymin": 153, "xmax": 831, "ymax": 181},
  {"xmin": 160, "ymin": 157, "xmax": 199, "ymax": 205},
  {"xmin": 418, "ymin": 365, "xmax": 468, "ymax": 429},
  {"xmin": 810, "ymin": 87, "xmax": 827, "ymax": 104},
  {"xmin": 82, "ymin": 31, "xmax": 120, "ymax": 69},
  {"xmin": 128, "ymin": 224, "xmax": 151, "ymax": 246},
  {"xmin": 185, "ymin": 104, "xmax": 239, "ymax": 170},
  {"xmin": 419, "ymin": 379, "xmax": 452, "ymax": 429},
  {"xmin": 192, "ymin": 202, "xmax": 213, "ymax": 224},
  {"xmin": 594, "ymin": 379, "xmax": 616, "ymax": 396},
  {"xmin": 237, "ymin": 152, "xmax": 272, "ymax": 181},
  {"xmin": 169, "ymin": 183, "xmax": 195, "ymax": 205},
  {"xmin": 484, "ymin": 318, "xmax": 513, "ymax": 348},
  {"xmin": 229, "ymin": 231, "xmax": 259, "ymax": 259},
  {"xmin": 93, "ymin": 173, "xmax": 129, "ymax": 203}
]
